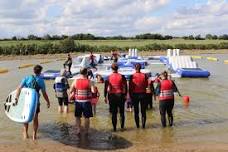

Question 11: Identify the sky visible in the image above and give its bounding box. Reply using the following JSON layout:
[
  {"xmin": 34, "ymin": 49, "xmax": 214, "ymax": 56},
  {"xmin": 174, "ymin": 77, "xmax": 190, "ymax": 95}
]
[{"xmin": 0, "ymin": 0, "xmax": 228, "ymax": 38}]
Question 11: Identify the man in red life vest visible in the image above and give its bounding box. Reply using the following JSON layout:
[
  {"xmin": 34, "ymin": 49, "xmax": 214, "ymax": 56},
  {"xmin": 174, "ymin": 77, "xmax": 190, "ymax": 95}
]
[
  {"xmin": 104, "ymin": 63, "xmax": 127, "ymax": 131},
  {"xmin": 70, "ymin": 68, "xmax": 94, "ymax": 135},
  {"xmin": 157, "ymin": 71, "xmax": 181, "ymax": 127},
  {"xmin": 129, "ymin": 63, "xmax": 148, "ymax": 128}
]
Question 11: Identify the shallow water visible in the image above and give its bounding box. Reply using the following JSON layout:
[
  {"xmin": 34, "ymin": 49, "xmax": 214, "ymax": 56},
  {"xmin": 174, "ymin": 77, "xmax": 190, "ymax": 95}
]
[{"xmin": 0, "ymin": 54, "xmax": 228, "ymax": 151}]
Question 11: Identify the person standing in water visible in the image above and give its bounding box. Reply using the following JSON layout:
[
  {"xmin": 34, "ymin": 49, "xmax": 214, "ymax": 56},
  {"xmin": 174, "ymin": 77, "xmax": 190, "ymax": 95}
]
[
  {"xmin": 15, "ymin": 65, "xmax": 50, "ymax": 140},
  {"xmin": 64, "ymin": 53, "xmax": 72, "ymax": 75},
  {"xmin": 53, "ymin": 69, "xmax": 70, "ymax": 113},
  {"xmin": 91, "ymin": 85, "xmax": 100, "ymax": 115},
  {"xmin": 157, "ymin": 71, "xmax": 181, "ymax": 127},
  {"xmin": 129, "ymin": 63, "xmax": 148, "ymax": 128},
  {"xmin": 70, "ymin": 68, "xmax": 94, "ymax": 135},
  {"xmin": 104, "ymin": 63, "xmax": 127, "ymax": 131},
  {"xmin": 146, "ymin": 77, "xmax": 155, "ymax": 110}
]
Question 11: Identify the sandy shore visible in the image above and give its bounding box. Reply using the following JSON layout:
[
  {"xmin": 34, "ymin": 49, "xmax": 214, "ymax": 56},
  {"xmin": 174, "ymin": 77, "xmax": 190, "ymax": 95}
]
[{"xmin": 0, "ymin": 49, "xmax": 228, "ymax": 61}]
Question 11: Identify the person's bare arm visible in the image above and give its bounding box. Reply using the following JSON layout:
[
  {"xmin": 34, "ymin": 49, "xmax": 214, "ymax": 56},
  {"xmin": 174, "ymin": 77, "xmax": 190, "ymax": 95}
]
[
  {"xmin": 70, "ymin": 79, "xmax": 76, "ymax": 93},
  {"xmin": 42, "ymin": 90, "xmax": 50, "ymax": 108},
  {"xmin": 15, "ymin": 85, "xmax": 22, "ymax": 103},
  {"xmin": 104, "ymin": 80, "xmax": 109, "ymax": 103}
]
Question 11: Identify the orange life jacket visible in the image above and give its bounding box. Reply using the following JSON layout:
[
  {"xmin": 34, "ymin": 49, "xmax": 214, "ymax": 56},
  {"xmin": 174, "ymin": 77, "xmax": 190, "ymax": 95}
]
[
  {"xmin": 131, "ymin": 72, "xmax": 147, "ymax": 93},
  {"xmin": 159, "ymin": 80, "xmax": 174, "ymax": 101},
  {"xmin": 108, "ymin": 73, "xmax": 125, "ymax": 94},
  {"xmin": 74, "ymin": 78, "xmax": 92, "ymax": 102}
]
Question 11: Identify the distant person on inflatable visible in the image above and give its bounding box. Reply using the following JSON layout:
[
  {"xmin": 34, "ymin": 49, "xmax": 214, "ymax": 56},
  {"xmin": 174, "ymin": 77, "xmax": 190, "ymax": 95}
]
[
  {"xmin": 89, "ymin": 51, "xmax": 97, "ymax": 69},
  {"xmin": 129, "ymin": 63, "xmax": 148, "ymax": 128},
  {"xmin": 63, "ymin": 53, "xmax": 72, "ymax": 75},
  {"xmin": 104, "ymin": 63, "xmax": 127, "ymax": 131},
  {"xmin": 156, "ymin": 71, "xmax": 181, "ymax": 128},
  {"xmin": 53, "ymin": 69, "xmax": 70, "ymax": 113},
  {"xmin": 15, "ymin": 65, "xmax": 50, "ymax": 140},
  {"xmin": 70, "ymin": 68, "xmax": 94, "ymax": 135},
  {"xmin": 111, "ymin": 50, "xmax": 120, "ymax": 62}
]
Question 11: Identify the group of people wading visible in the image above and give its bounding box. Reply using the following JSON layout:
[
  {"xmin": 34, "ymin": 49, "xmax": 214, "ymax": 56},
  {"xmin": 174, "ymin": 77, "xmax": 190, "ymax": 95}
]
[
  {"xmin": 103, "ymin": 63, "xmax": 181, "ymax": 131},
  {"xmin": 15, "ymin": 59, "xmax": 181, "ymax": 140}
]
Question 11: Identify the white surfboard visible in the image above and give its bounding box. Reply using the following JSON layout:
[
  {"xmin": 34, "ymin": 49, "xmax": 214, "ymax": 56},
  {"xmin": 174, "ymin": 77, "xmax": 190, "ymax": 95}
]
[{"xmin": 4, "ymin": 88, "xmax": 38, "ymax": 123}]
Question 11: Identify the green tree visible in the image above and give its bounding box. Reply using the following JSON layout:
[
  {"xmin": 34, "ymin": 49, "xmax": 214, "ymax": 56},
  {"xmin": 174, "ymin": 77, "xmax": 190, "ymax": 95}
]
[{"xmin": 60, "ymin": 38, "xmax": 75, "ymax": 52}]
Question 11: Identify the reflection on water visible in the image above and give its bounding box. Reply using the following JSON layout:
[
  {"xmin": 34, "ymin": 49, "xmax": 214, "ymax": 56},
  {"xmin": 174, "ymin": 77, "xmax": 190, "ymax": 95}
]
[{"xmin": 40, "ymin": 122, "xmax": 132, "ymax": 150}]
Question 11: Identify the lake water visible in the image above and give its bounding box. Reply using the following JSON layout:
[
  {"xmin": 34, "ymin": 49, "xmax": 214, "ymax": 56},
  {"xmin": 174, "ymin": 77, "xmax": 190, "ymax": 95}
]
[{"xmin": 0, "ymin": 54, "xmax": 228, "ymax": 152}]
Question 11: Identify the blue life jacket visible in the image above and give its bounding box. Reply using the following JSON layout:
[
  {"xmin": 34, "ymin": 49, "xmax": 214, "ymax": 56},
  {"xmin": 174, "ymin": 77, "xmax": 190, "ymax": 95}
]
[{"xmin": 54, "ymin": 77, "xmax": 67, "ymax": 92}]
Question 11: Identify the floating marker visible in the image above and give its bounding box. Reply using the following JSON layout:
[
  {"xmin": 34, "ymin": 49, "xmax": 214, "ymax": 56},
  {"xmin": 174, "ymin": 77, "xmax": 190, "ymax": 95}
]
[
  {"xmin": 192, "ymin": 56, "xmax": 202, "ymax": 59},
  {"xmin": 183, "ymin": 96, "xmax": 190, "ymax": 105},
  {"xmin": 56, "ymin": 58, "xmax": 65, "ymax": 61},
  {"xmin": 224, "ymin": 60, "xmax": 228, "ymax": 64},
  {"xmin": 18, "ymin": 64, "xmax": 34, "ymax": 69},
  {"xmin": 0, "ymin": 68, "xmax": 9, "ymax": 74},
  {"xmin": 206, "ymin": 57, "xmax": 218, "ymax": 61},
  {"xmin": 40, "ymin": 60, "xmax": 52, "ymax": 64}
]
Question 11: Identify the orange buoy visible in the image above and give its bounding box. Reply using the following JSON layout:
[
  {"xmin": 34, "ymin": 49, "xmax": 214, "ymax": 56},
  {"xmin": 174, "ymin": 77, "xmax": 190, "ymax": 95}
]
[{"xmin": 183, "ymin": 96, "xmax": 190, "ymax": 105}]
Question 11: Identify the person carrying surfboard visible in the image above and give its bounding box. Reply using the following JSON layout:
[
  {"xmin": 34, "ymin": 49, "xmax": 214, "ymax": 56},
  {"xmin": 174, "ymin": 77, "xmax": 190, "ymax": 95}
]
[{"xmin": 15, "ymin": 65, "xmax": 50, "ymax": 140}]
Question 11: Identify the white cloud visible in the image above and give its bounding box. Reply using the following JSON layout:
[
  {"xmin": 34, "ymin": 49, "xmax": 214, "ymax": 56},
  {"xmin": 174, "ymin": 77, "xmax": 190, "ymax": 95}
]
[{"xmin": 0, "ymin": 0, "xmax": 228, "ymax": 38}]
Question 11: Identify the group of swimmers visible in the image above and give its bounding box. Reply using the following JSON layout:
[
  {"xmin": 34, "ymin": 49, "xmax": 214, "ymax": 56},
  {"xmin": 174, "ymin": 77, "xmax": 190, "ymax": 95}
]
[{"xmin": 14, "ymin": 55, "xmax": 181, "ymax": 140}]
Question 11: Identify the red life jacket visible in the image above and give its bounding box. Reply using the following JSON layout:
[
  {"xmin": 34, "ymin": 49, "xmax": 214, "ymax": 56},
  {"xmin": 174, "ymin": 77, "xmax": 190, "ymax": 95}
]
[
  {"xmin": 154, "ymin": 77, "xmax": 161, "ymax": 83},
  {"xmin": 108, "ymin": 73, "xmax": 124, "ymax": 94},
  {"xmin": 131, "ymin": 72, "xmax": 147, "ymax": 93},
  {"xmin": 74, "ymin": 78, "xmax": 92, "ymax": 101},
  {"xmin": 159, "ymin": 80, "xmax": 174, "ymax": 101}
]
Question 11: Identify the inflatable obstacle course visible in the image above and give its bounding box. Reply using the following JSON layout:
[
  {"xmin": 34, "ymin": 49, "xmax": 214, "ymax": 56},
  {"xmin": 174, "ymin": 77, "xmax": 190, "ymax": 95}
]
[{"xmin": 161, "ymin": 49, "xmax": 210, "ymax": 78}]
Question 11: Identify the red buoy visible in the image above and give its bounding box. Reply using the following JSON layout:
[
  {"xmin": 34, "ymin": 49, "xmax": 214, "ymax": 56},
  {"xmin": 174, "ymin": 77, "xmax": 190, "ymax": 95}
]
[{"xmin": 183, "ymin": 96, "xmax": 190, "ymax": 105}]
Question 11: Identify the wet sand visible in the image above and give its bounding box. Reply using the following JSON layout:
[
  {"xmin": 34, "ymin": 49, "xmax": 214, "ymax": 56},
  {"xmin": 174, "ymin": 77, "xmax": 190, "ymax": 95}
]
[{"xmin": 1, "ymin": 142, "xmax": 228, "ymax": 152}]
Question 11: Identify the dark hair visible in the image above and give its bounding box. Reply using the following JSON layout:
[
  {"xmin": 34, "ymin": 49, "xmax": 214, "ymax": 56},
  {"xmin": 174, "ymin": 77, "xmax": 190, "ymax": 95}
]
[
  {"xmin": 111, "ymin": 63, "xmax": 118, "ymax": 71},
  {"xmin": 162, "ymin": 71, "xmax": 168, "ymax": 78},
  {"xmin": 33, "ymin": 65, "xmax": 43, "ymax": 75},
  {"xmin": 80, "ymin": 68, "xmax": 88, "ymax": 76},
  {"xmin": 135, "ymin": 63, "xmax": 141, "ymax": 71}
]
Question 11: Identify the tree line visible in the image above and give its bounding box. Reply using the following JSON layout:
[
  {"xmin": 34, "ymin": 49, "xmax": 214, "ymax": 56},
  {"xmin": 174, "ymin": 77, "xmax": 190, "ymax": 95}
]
[
  {"xmin": 2, "ymin": 33, "xmax": 228, "ymax": 41},
  {"xmin": 1, "ymin": 38, "xmax": 228, "ymax": 55}
]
